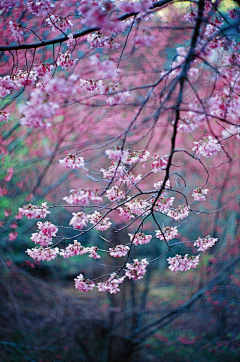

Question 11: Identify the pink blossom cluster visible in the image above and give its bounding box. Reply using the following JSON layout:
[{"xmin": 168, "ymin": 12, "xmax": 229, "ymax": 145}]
[
  {"xmin": 88, "ymin": 211, "xmax": 112, "ymax": 231},
  {"xmin": 87, "ymin": 32, "xmax": 120, "ymax": 49},
  {"xmin": 154, "ymin": 196, "xmax": 175, "ymax": 214},
  {"xmin": 129, "ymin": 232, "xmax": 152, "ymax": 246},
  {"xmin": 59, "ymin": 154, "xmax": 85, "ymax": 169},
  {"xmin": 124, "ymin": 149, "xmax": 150, "ymax": 165},
  {"xmin": 69, "ymin": 212, "xmax": 88, "ymax": 229},
  {"xmin": 63, "ymin": 189, "xmax": 102, "ymax": 205},
  {"xmin": 46, "ymin": 15, "xmax": 72, "ymax": 32},
  {"xmin": 105, "ymin": 186, "xmax": 125, "ymax": 201},
  {"xmin": 192, "ymin": 188, "xmax": 209, "ymax": 201},
  {"xmin": 31, "ymin": 221, "xmax": 58, "ymax": 247},
  {"xmin": 59, "ymin": 240, "xmax": 101, "ymax": 259},
  {"xmin": 109, "ymin": 245, "xmax": 130, "ymax": 257},
  {"xmin": 153, "ymin": 179, "xmax": 171, "ymax": 190},
  {"xmin": 105, "ymin": 149, "xmax": 128, "ymax": 162},
  {"xmin": 19, "ymin": 89, "xmax": 58, "ymax": 128},
  {"xmin": 167, "ymin": 254, "xmax": 200, "ymax": 273},
  {"xmin": 151, "ymin": 154, "xmax": 169, "ymax": 172},
  {"xmin": 167, "ymin": 205, "xmax": 189, "ymax": 220},
  {"xmin": 125, "ymin": 198, "xmax": 150, "ymax": 216},
  {"xmin": 194, "ymin": 235, "xmax": 218, "ymax": 252},
  {"xmin": 27, "ymin": 0, "xmax": 54, "ymax": 15},
  {"xmin": 125, "ymin": 258, "xmax": 148, "ymax": 280},
  {"xmin": 57, "ymin": 51, "xmax": 77, "ymax": 69},
  {"xmin": 19, "ymin": 202, "xmax": 50, "ymax": 219},
  {"xmin": 33, "ymin": 63, "xmax": 53, "ymax": 78},
  {"xmin": 59, "ymin": 240, "xmax": 89, "ymax": 258},
  {"xmin": 97, "ymin": 274, "xmax": 126, "ymax": 294},
  {"xmin": 79, "ymin": 78, "xmax": 105, "ymax": 94},
  {"xmin": 192, "ymin": 135, "xmax": 222, "ymax": 158},
  {"xmin": 100, "ymin": 163, "xmax": 124, "ymax": 180},
  {"xmin": 74, "ymin": 274, "xmax": 95, "ymax": 292},
  {"xmin": 0, "ymin": 111, "xmax": 9, "ymax": 122},
  {"xmin": 155, "ymin": 226, "xmax": 178, "ymax": 241},
  {"xmin": 9, "ymin": 21, "xmax": 23, "ymax": 42},
  {"xmin": 26, "ymin": 246, "xmax": 59, "ymax": 261}
]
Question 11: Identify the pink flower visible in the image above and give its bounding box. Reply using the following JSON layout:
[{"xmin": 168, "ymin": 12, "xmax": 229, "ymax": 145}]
[
  {"xmin": 88, "ymin": 211, "xmax": 112, "ymax": 231},
  {"xmin": 167, "ymin": 205, "xmax": 189, "ymax": 220},
  {"xmin": 90, "ymin": 54, "xmax": 120, "ymax": 80},
  {"xmin": 129, "ymin": 232, "xmax": 152, "ymax": 246},
  {"xmin": 97, "ymin": 274, "xmax": 125, "ymax": 294},
  {"xmin": 26, "ymin": 246, "xmax": 59, "ymax": 261},
  {"xmin": 37, "ymin": 221, "xmax": 58, "ymax": 237},
  {"xmin": 167, "ymin": 254, "xmax": 200, "ymax": 272},
  {"xmin": 33, "ymin": 63, "xmax": 53, "ymax": 78},
  {"xmin": 0, "ymin": 111, "xmax": 9, "ymax": 122},
  {"xmin": 63, "ymin": 189, "xmax": 102, "ymax": 205},
  {"xmin": 31, "ymin": 233, "xmax": 52, "ymax": 247},
  {"xmin": 106, "ymin": 91, "xmax": 130, "ymax": 105},
  {"xmin": 59, "ymin": 154, "xmax": 85, "ymax": 169},
  {"xmin": 105, "ymin": 149, "xmax": 128, "ymax": 162},
  {"xmin": 194, "ymin": 235, "xmax": 218, "ymax": 252},
  {"xmin": 192, "ymin": 188, "xmax": 209, "ymax": 201},
  {"xmin": 192, "ymin": 135, "xmax": 222, "ymax": 158},
  {"xmin": 46, "ymin": 15, "xmax": 72, "ymax": 32},
  {"xmin": 9, "ymin": 21, "xmax": 23, "ymax": 42},
  {"xmin": 57, "ymin": 51, "xmax": 77, "ymax": 69},
  {"xmin": 154, "ymin": 196, "xmax": 175, "ymax": 214},
  {"xmin": 19, "ymin": 203, "xmax": 50, "ymax": 219},
  {"xmin": 109, "ymin": 245, "xmax": 129, "ymax": 257},
  {"xmin": 69, "ymin": 212, "xmax": 88, "ymax": 229},
  {"xmin": 155, "ymin": 226, "xmax": 178, "ymax": 241},
  {"xmin": 60, "ymin": 240, "xmax": 89, "ymax": 258},
  {"xmin": 125, "ymin": 198, "xmax": 150, "ymax": 216},
  {"xmin": 151, "ymin": 154, "xmax": 169, "ymax": 172},
  {"xmin": 88, "ymin": 246, "xmax": 101, "ymax": 259},
  {"xmin": 87, "ymin": 32, "xmax": 120, "ymax": 49},
  {"xmin": 74, "ymin": 274, "xmax": 95, "ymax": 292},
  {"xmin": 125, "ymin": 258, "xmax": 148, "ymax": 280},
  {"xmin": 124, "ymin": 149, "xmax": 150, "ymax": 165},
  {"xmin": 105, "ymin": 186, "xmax": 125, "ymax": 201},
  {"xmin": 27, "ymin": 0, "xmax": 54, "ymax": 15},
  {"xmin": 100, "ymin": 163, "xmax": 124, "ymax": 180},
  {"xmin": 20, "ymin": 89, "xmax": 58, "ymax": 129}
]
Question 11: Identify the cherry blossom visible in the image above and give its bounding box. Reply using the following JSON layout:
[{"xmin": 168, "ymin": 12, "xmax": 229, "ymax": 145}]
[
  {"xmin": 105, "ymin": 186, "xmax": 125, "ymax": 202},
  {"xmin": 9, "ymin": 21, "xmax": 23, "ymax": 42},
  {"xmin": 167, "ymin": 254, "xmax": 200, "ymax": 273},
  {"xmin": 19, "ymin": 202, "xmax": 50, "ymax": 219},
  {"xmin": 97, "ymin": 274, "xmax": 125, "ymax": 294},
  {"xmin": 192, "ymin": 135, "xmax": 222, "ymax": 158},
  {"xmin": 167, "ymin": 205, "xmax": 189, "ymax": 220},
  {"xmin": 59, "ymin": 240, "xmax": 89, "ymax": 258},
  {"xmin": 194, "ymin": 235, "xmax": 218, "ymax": 252},
  {"xmin": 88, "ymin": 211, "xmax": 112, "ymax": 231},
  {"xmin": 129, "ymin": 232, "xmax": 152, "ymax": 246},
  {"xmin": 46, "ymin": 15, "xmax": 72, "ymax": 32},
  {"xmin": 27, "ymin": 0, "xmax": 54, "ymax": 16},
  {"xmin": 125, "ymin": 258, "xmax": 149, "ymax": 280},
  {"xmin": 59, "ymin": 154, "xmax": 85, "ymax": 169},
  {"xmin": 124, "ymin": 149, "xmax": 150, "ymax": 165},
  {"xmin": 57, "ymin": 51, "xmax": 77, "ymax": 69},
  {"xmin": 109, "ymin": 245, "xmax": 130, "ymax": 257},
  {"xmin": 26, "ymin": 246, "xmax": 59, "ymax": 261},
  {"xmin": 74, "ymin": 274, "xmax": 95, "ymax": 292},
  {"xmin": 153, "ymin": 196, "xmax": 175, "ymax": 214},
  {"xmin": 63, "ymin": 189, "xmax": 102, "ymax": 205},
  {"xmin": 19, "ymin": 89, "xmax": 58, "ymax": 129},
  {"xmin": 155, "ymin": 226, "xmax": 178, "ymax": 241},
  {"xmin": 192, "ymin": 188, "xmax": 209, "ymax": 201},
  {"xmin": 151, "ymin": 154, "xmax": 169, "ymax": 172},
  {"xmin": 105, "ymin": 149, "xmax": 128, "ymax": 162},
  {"xmin": 69, "ymin": 212, "xmax": 88, "ymax": 230}
]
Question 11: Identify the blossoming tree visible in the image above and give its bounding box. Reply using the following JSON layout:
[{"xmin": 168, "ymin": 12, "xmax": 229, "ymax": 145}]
[{"xmin": 1, "ymin": 0, "xmax": 240, "ymax": 294}]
